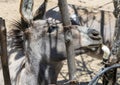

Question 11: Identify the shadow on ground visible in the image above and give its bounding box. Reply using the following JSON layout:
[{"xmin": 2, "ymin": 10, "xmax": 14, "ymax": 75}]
[
  {"xmin": 58, "ymin": 80, "xmax": 102, "ymax": 85},
  {"xmin": 57, "ymin": 55, "xmax": 103, "ymax": 85}
]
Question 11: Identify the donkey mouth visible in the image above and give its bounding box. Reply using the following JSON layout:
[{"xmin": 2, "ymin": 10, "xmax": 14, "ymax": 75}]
[
  {"xmin": 88, "ymin": 44, "xmax": 102, "ymax": 48},
  {"xmin": 88, "ymin": 44, "xmax": 102, "ymax": 51},
  {"xmin": 74, "ymin": 44, "xmax": 101, "ymax": 55},
  {"xmin": 87, "ymin": 44, "xmax": 102, "ymax": 52}
]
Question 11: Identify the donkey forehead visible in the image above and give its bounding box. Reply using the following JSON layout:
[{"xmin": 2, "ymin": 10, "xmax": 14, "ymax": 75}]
[
  {"xmin": 32, "ymin": 20, "xmax": 48, "ymax": 28},
  {"xmin": 29, "ymin": 20, "xmax": 48, "ymax": 32}
]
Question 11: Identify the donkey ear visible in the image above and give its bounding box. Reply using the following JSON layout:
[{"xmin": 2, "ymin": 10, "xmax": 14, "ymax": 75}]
[
  {"xmin": 20, "ymin": 0, "xmax": 34, "ymax": 23},
  {"xmin": 33, "ymin": 0, "xmax": 48, "ymax": 20}
]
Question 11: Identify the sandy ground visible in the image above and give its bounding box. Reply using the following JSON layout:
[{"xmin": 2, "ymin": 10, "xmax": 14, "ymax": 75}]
[
  {"xmin": 0, "ymin": 0, "xmax": 115, "ymax": 85},
  {"xmin": 0, "ymin": 0, "xmax": 114, "ymax": 31}
]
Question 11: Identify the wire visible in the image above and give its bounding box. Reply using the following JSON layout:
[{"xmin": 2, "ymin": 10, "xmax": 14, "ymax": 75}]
[{"xmin": 88, "ymin": 64, "xmax": 120, "ymax": 85}]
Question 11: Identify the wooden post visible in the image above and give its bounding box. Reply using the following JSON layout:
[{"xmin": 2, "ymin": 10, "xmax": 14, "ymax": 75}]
[
  {"xmin": 102, "ymin": 0, "xmax": 120, "ymax": 85},
  {"xmin": 58, "ymin": 0, "xmax": 76, "ymax": 81},
  {"xmin": 0, "ymin": 17, "xmax": 11, "ymax": 85},
  {"xmin": 100, "ymin": 10, "xmax": 105, "ymax": 44}
]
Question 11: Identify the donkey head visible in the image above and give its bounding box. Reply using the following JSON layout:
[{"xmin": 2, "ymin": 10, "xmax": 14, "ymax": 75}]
[{"xmin": 19, "ymin": 0, "xmax": 103, "ymax": 59}]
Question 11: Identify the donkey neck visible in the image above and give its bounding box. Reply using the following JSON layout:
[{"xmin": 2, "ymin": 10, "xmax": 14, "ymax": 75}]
[{"xmin": 25, "ymin": 36, "xmax": 51, "ymax": 85}]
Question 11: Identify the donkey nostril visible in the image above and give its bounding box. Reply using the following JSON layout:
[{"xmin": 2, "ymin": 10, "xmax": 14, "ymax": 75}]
[
  {"xmin": 93, "ymin": 33, "xmax": 98, "ymax": 36},
  {"xmin": 92, "ymin": 30, "xmax": 99, "ymax": 36},
  {"xmin": 88, "ymin": 29, "xmax": 101, "ymax": 40},
  {"xmin": 88, "ymin": 29, "xmax": 99, "ymax": 36}
]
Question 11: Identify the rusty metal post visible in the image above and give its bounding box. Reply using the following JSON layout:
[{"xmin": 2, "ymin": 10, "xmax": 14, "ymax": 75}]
[
  {"xmin": 0, "ymin": 17, "xmax": 11, "ymax": 85},
  {"xmin": 58, "ymin": 0, "xmax": 76, "ymax": 81}
]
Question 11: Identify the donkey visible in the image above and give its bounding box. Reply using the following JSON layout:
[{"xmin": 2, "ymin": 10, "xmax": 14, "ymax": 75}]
[{"xmin": 0, "ymin": 0, "xmax": 103, "ymax": 85}]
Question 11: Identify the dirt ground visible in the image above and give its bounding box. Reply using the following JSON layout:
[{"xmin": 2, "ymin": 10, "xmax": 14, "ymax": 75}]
[{"xmin": 0, "ymin": 0, "xmax": 115, "ymax": 85}]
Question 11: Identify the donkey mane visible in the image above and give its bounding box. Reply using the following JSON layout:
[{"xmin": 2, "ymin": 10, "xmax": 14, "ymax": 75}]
[
  {"xmin": 12, "ymin": 18, "xmax": 29, "ymax": 31},
  {"xmin": 10, "ymin": 18, "xmax": 29, "ymax": 51}
]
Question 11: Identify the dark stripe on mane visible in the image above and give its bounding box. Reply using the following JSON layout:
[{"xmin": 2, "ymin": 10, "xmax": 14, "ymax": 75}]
[
  {"xmin": 10, "ymin": 18, "xmax": 28, "ymax": 50},
  {"xmin": 12, "ymin": 18, "xmax": 29, "ymax": 31}
]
